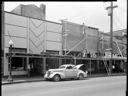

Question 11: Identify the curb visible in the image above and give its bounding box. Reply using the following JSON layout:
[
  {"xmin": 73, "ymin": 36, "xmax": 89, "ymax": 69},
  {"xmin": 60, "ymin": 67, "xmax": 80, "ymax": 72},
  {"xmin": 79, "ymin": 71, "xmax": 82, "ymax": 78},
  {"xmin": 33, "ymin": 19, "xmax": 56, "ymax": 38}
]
[
  {"xmin": 89, "ymin": 74, "xmax": 126, "ymax": 78},
  {"xmin": 2, "ymin": 74, "xmax": 126, "ymax": 85},
  {"xmin": 2, "ymin": 79, "xmax": 44, "ymax": 85}
]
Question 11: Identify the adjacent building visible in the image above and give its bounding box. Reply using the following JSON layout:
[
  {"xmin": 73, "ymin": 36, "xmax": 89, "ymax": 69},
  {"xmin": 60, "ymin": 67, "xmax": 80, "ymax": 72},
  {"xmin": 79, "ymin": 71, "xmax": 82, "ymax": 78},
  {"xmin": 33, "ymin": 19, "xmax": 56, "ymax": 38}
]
[
  {"xmin": 11, "ymin": 4, "xmax": 46, "ymax": 20},
  {"xmin": 61, "ymin": 21, "xmax": 99, "ymax": 58},
  {"xmin": 98, "ymin": 29, "xmax": 127, "ymax": 57}
]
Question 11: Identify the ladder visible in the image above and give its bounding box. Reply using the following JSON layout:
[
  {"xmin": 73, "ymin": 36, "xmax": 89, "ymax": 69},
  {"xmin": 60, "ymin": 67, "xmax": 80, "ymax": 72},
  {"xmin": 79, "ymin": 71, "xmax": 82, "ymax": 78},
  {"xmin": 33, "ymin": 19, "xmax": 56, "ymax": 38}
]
[
  {"xmin": 114, "ymin": 40, "xmax": 123, "ymax": 57},
  {"xmin": 103, "ymin": 59, "xmax": 111, "ymax": 76}
]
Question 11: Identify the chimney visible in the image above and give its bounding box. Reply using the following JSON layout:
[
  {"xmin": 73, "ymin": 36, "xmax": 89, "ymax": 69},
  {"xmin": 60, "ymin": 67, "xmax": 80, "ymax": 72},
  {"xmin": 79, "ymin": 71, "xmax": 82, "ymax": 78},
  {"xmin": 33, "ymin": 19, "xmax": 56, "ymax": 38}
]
[{"xmin": 40, "ymin": 4, "xmax": 46, "ymax": 20}]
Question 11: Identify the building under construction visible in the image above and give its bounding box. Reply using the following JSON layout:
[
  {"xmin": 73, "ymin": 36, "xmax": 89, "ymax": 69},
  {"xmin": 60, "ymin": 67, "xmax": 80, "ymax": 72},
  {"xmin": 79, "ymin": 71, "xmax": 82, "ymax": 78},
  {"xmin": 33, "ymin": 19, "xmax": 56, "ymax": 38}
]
[{"xmin": 1, "ymin": 4, "xmax": 127, "ymax": 77}]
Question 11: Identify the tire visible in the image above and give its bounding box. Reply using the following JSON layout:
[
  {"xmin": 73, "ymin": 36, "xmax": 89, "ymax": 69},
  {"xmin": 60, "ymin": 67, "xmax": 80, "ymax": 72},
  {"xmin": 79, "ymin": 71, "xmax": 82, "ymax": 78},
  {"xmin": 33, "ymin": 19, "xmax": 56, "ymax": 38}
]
[
  {"xmin": 53, "ymin": 75, "xmax": 61, "ymax": 82},
  {"xmin": 44, "ymin": 78, "xmax": 48, "ymax": 81},
  {"xmin": 78, "ymin": 74, "xmax": 84, "ymax": 80}
]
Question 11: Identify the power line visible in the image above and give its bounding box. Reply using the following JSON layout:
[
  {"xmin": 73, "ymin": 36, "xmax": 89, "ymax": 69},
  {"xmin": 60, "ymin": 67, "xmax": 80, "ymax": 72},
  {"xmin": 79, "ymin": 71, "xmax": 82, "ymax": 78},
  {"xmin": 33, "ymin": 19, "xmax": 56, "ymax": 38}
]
[
  {"xmin": 114, "ymin": 10, "xmax": 126, "ymax": 27},
  {"xmin": 113, "ymin": 12, "xmax": 122, "ymax": 30},
  {"xmin": 119, "ymin": 7, "xmax": 126, "ymax": 13},
  {"xmin": 113, "ymin": 18, "xmax": 119, "ymax": 30}
]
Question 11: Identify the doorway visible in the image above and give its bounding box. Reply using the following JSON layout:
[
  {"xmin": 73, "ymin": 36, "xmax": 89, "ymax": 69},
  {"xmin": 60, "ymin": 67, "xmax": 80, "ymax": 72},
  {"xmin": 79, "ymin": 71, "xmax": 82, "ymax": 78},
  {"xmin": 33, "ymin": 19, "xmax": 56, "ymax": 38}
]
[{"xmin": 29, "ymin": 58, "xmax": 43, "ymax": 76}]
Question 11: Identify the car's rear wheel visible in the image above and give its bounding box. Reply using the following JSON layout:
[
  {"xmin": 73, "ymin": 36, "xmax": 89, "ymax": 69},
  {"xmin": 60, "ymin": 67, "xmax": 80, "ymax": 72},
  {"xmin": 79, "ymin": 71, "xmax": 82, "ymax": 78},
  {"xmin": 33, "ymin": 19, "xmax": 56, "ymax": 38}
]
[
  {"xmin": 53, "ymin": 75, "xmax": 61, "ymax": 82},
  {"xmin": 78, "ymin": 74, "xmax": 84, "ymax": 80}
]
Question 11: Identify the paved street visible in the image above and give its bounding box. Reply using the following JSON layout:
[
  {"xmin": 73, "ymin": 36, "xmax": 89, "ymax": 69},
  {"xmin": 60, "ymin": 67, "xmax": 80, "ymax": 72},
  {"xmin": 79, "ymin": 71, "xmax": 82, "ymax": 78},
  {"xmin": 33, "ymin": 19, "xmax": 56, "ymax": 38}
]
[{"xmin": 2, "ymin": 76, "xmax": 126, "ymax": 96}]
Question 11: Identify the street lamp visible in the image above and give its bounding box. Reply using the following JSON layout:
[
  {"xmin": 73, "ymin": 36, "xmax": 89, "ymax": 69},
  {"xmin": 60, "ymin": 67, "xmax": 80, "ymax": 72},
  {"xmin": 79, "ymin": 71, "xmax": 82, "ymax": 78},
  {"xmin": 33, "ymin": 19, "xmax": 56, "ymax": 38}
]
[{"xmin": 7, "ymin": 40, "xmax": 13, "ymax": 83}]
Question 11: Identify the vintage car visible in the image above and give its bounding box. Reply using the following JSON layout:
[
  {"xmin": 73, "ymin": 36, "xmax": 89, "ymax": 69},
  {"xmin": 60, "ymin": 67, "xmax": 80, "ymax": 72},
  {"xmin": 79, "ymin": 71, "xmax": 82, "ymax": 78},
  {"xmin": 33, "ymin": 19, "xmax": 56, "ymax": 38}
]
[{"xmin": 44, "ymin": 64, "xmax": 88, "ymax": 81}]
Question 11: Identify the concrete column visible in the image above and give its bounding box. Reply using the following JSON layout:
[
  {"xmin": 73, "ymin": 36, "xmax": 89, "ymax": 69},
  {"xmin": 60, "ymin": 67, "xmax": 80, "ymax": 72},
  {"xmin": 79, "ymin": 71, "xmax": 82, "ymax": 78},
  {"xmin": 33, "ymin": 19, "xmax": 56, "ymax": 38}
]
[
  {"xmin": 89, "ymin": 59, "xmax": 91, "ymax": 76},
  {"xmin": 43, "ymin": 57, "xmax": 46, "ymax": 75},
  {"xmin": 2, "ymin": 2, "xmax": 4, "ymax": 76},
  {"xmin": 41, "ymin": 58, "xmax": 44, "ymax": 75},
  {"xmin": 44, "ymin": 21, "xmax": 47, "ymax": 52},
  {"xmin": 59, "ymin": 57, "xmax": 62, "ymax": 66},
  {"xmin": 26, "ymin": 57, "xmax": 29, "ymax": 76},
  {"xmin": 27, "ymin": 18, "xmax": 30, "ymax": 53},
  {"xmin": 74, "ymin": 57, "xmax": 76, "ymax": 65},
  {"xmin": 97, "ymin": 59, "xmax": 100, "ymax": 73}
]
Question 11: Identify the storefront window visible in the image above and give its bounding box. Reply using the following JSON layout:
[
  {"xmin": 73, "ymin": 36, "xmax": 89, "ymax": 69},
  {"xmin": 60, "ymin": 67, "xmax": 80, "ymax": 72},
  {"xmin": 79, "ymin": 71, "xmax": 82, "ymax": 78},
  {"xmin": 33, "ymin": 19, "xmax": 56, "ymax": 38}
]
[{"xmin": 11, "ymin": 57, "xmax": 26, "ymax": 71}]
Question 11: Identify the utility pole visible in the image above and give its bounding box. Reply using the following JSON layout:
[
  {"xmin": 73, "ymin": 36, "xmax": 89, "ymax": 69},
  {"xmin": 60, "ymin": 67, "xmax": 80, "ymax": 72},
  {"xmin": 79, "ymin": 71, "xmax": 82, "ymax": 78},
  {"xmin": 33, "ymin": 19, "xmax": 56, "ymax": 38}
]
[{"xmin": 106, "ymin": 2, "xmax": 118, "ymax": 75}]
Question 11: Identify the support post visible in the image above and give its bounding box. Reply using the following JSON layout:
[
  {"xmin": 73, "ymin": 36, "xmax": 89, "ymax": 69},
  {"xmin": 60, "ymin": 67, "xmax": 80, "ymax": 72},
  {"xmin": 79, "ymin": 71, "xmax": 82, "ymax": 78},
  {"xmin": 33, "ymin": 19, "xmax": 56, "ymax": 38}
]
[
  {"xmin": 43, "ymin": 57, "xmax": 46, "ymax": 75},
  {"xmin": 74, "ymin": 57, "xmax": 76, "ymax": 65},
  {"xmin": 26, "ymin": 56, "xmax": 29, "ymax": 77},
  {"xmin": 97, "ymin": 59, "xmax": 99, "ymax": 73},
  {"xmin": 59, "ymin": 57, "xmax": 62, "ymax": 66},
  {"xmin": 27, "ymin": 18, "xmax": 30, "ymax": 53},
  {"xmin": 2, "ymin": 2, "xmax": 4, "ymax": 77},
  {"xmin": 89, "ymin": 59, "xmax": 91, "ymax": 76}
]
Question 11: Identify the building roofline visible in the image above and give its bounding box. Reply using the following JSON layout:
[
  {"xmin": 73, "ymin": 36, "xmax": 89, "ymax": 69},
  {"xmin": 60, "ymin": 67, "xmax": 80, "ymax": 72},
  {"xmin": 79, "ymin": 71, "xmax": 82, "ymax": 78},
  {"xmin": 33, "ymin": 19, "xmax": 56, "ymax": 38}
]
[
  {"xmin": 4, "ymin": 11, "xmax": 62, "ymax": 25},
  {"xmin": 106, "ymin": 29, "xmax": 127, "ymax": 34},
  {"xmin": 63, "ymin": 21, "xmax": 99, "ymax": 30},
  {"xmin": 87, "ymin": 26, "xmax": 99, "ymax": 30}
]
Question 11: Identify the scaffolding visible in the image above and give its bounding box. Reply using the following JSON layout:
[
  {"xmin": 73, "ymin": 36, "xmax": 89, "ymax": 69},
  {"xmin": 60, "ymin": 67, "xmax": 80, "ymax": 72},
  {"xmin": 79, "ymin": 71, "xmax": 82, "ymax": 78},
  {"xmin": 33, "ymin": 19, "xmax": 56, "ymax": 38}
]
[{"xmin": 5, "ymin": 50, "xmax": 126, "ymax": 77}]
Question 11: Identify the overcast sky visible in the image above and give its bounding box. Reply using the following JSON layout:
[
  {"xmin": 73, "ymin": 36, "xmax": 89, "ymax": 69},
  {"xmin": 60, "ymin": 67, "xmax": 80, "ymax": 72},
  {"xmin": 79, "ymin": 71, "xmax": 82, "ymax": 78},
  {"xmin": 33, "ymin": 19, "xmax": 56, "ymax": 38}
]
[{"xmin": 4, "ymin": 0, "xmax": 127, "ymax": 32}]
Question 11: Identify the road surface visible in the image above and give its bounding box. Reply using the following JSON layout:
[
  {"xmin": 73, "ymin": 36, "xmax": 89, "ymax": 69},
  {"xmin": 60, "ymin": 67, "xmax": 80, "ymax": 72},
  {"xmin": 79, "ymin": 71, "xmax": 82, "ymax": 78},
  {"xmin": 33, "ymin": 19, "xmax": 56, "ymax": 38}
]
[{"xmin": 2, "ymin": 76, "xmax": 126, "ymax": 96}]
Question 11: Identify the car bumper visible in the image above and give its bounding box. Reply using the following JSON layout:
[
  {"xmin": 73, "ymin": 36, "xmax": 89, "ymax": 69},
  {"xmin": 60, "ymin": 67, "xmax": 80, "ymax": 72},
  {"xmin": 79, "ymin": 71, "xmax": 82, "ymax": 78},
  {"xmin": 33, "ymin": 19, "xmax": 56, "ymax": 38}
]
[{"xmin": 44, "ymin": 74, "xmax": 53, "ymax": 80}]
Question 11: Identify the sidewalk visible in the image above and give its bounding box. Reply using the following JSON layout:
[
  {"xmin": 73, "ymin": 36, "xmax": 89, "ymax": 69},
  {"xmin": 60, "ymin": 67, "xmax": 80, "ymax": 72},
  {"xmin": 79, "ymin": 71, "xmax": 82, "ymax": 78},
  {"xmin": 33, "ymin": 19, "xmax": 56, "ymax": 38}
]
[
  {"xmin": 2, "ymin": 73, "xmax": 126, "ymax": 85},
  {"xmin": 2, "ymin": 76, "xmax": 44, "ymax": 85}
]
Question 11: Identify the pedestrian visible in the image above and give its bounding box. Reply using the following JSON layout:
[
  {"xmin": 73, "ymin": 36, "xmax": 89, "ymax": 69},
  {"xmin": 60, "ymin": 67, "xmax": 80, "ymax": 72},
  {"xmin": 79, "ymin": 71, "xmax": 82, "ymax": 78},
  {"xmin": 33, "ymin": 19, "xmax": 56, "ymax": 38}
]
[
  {"xmin": 27, "ymin": 64, "xmax": 31, "ymax": 77},
  {"xmin": 87, "ymin": 52, "xmax": 91, "ymax": 58}
]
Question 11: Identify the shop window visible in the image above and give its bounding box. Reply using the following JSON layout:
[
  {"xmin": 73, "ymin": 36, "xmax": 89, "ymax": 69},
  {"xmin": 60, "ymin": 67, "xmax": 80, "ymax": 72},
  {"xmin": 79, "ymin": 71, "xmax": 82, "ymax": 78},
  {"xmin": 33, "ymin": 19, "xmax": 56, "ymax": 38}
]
[
  {"xmin": 11, "ymin": 57, "xmax": 26, "ymax": 71},
  {"xmin": 46, "ymin": 58, "xmax": 59, "ymax": 69}
]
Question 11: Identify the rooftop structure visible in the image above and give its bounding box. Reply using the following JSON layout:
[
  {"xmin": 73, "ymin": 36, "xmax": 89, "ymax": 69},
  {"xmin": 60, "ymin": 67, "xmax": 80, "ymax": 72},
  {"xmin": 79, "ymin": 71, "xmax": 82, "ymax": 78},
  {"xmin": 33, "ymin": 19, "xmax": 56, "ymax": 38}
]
[{"xmin": 11, "ymin": 4, "xmax": 46, "ymax": 20}]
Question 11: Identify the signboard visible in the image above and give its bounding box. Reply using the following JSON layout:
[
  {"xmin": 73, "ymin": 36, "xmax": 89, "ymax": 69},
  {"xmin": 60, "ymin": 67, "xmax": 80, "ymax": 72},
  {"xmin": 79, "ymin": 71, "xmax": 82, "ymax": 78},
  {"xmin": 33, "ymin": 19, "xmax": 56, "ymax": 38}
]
[
  {"xmin": 105, "ymin": 51, "xmax": 111, "ymax": 58},
  {"xmin": 107, "ymin": 8, "xmax": 112, "ymax": 16}
]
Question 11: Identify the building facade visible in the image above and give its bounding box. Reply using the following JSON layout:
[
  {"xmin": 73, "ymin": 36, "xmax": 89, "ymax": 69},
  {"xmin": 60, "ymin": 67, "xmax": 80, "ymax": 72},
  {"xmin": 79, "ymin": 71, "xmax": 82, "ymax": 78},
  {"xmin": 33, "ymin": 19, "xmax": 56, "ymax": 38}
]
[
  {"xmin": 2, "ymin": 4, "xmax": 126, "ymax": 76},
  {"xmin": 61, "ymin": 21, "xmax": 99, "ymax": 58},
  {"xmin": 98, "ymin": 30, "xmax": 127, "ymax": 57},
  {"xmin": 3, "ymin": 11, "xmax": 62, "ymax": 76}
]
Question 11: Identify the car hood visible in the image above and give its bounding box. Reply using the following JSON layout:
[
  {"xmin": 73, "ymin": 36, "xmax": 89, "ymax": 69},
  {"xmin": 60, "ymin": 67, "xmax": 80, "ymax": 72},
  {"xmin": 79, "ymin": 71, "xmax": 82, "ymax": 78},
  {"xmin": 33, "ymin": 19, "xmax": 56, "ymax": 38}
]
[
  {"xmin": 75, "ymin": 64, "xmax": 87, "ymax": 72},
  {"xmin": 75, "ymin": 64, "xmax": 84, "ymax": 69}
]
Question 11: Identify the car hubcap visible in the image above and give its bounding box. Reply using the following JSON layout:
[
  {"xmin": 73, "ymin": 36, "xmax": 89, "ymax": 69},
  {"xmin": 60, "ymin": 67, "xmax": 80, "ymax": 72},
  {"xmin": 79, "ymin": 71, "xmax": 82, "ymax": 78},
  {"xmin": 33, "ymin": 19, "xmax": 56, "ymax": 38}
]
[
  {"xmin": 79, "ymin": 74, "xmax": 84, "ymax": 80},
  {"xmin": 54, "ymin": 75, "xmax": 60, "ymax": 81}
]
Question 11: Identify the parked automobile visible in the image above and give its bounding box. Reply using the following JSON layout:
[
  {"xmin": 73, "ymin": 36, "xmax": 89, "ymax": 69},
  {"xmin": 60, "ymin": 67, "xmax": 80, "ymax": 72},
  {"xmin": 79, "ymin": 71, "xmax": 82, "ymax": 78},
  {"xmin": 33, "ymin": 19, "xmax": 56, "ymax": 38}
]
[{"xmin": 44, "ymin": 64, "xmax": 88, "ymax": 81}]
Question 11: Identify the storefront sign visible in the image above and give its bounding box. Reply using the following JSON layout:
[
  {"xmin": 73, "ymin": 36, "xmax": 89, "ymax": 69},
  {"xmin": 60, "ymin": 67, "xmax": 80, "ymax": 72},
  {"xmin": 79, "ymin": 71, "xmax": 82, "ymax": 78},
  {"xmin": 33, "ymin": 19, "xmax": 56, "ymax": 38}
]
[{"xmin": 105, "ymin": 51, "xmax": 111, "ymax": 58}]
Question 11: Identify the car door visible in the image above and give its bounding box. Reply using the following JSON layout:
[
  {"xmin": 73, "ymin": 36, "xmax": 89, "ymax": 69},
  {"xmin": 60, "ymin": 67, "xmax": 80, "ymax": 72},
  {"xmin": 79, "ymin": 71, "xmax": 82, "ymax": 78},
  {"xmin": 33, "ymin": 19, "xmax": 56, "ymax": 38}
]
[
  {"xmin": 72, "ymin": 67, "xmax": 79, "ymax": 77},
  {"xmin": 65, "ymin": 66, "xmax": 74, "ymax": 78}
]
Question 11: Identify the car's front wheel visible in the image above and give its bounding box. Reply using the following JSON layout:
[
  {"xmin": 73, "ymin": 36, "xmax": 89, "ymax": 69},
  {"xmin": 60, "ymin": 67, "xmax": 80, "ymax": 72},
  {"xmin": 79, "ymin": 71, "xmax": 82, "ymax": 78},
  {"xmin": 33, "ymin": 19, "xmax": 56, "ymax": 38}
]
[
  {"xmin": 78, "ymin": 74, "xmax": 84, "ymax": 80},
  {"xmin": 53, "ymin": 75, "xmax": 61, "ymax": 82}
]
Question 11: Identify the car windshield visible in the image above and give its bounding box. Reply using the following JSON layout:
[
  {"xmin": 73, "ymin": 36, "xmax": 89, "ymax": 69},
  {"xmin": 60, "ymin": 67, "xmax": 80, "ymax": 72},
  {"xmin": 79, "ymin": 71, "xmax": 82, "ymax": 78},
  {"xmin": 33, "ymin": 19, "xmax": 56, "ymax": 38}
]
[{"xmin": 59, "ymin": 65, "xmax": 66, "ymax": 69}]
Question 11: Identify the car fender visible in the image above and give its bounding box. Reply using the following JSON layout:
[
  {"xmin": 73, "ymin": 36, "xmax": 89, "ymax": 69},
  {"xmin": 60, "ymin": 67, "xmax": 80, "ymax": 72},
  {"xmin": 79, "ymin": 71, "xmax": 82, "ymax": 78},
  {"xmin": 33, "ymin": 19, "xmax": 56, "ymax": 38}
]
[
  {"xmin": 84, "ymin": 71, "xmax": 88, "ymax": 77},
  {"xmin": 77, "ymin": 70, "xmax": 86, "ymax": 78},
  {"xmin": 49, "ymin": 71, "xmax": 65, "ymax": 79}
]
